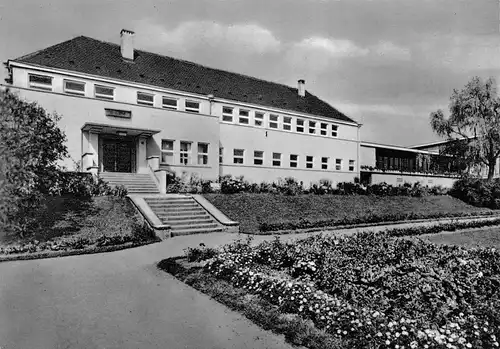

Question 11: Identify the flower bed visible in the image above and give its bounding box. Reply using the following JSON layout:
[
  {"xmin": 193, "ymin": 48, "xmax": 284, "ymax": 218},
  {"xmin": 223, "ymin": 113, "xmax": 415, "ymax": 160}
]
[{"xmin": 192, "ymin": 233, "xmax": 500, "ymax": 348}]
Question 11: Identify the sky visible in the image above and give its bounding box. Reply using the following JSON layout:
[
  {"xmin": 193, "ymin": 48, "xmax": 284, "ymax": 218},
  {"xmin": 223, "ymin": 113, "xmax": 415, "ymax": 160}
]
[{"xmin": 0, "ymin": 0, "xmax": 499, "ymax": 146}]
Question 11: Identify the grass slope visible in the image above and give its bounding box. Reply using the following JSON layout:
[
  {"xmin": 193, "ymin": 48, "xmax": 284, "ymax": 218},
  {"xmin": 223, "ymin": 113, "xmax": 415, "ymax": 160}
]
[
  {"xmin": 1, "ymin": 196, "xmax": 148, "ymax": 247},
  {"xmin": 204, "ymin": 194, "xmax": 492, "ymax": 233}
]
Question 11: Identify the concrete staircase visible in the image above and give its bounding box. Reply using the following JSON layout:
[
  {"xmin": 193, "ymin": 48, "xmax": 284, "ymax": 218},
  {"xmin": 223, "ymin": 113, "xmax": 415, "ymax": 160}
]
[
  {"xmin": 99, "ymin": 172, "xmax": 160, "ymax": 195},
  {"xmin": 144, "ymin": 196, "xmax": 224, "ymax": 236}
]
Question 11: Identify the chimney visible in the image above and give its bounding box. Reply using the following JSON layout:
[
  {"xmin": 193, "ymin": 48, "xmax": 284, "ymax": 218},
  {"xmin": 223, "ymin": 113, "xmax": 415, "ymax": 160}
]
[
  {"xmin": 298, "ymin": 79, "xmax": 306, "ymax": 97},
  {"xmin": 120, "ymin": 29, "xmax": 135, "ymax": 60}
]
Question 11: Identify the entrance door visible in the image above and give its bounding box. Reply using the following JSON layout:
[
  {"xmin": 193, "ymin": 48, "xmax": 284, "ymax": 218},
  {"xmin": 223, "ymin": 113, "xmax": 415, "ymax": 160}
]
[{"xmin": 102, "ymin": 138, "xmax": 136, "ymax": 172}]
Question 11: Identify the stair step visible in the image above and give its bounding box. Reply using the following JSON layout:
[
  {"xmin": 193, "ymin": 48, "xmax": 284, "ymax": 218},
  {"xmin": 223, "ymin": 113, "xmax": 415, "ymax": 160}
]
[
  {"xmin": 145, "ymin": 199, "xmax": 195, "ymax": 204},
  {"xmin": 171, "ymin": 227, "xmax": 224, "ymax": 237},
  {"xmin": 145, "ymin": 197, "xmax": 191, "ymax": 202},
  {"xmin": 154, "ymin": 209, "xmax": 207, "ymax": 217},
  {"xmin": 151, "ymin": 208, "xmax": 205, "ymax": 214},
  {"xmin": 145, "ymin": 198, "xmax": 194, "ymax": 203},
  {"xmin": 165, "ymin": 214, "xmax": 211, "ymax": 221},
  {"xmin": 119, "ymin": 184, "xmax": 158, "ymax": 189},
  {"xmin": 128, "ymin": 190, "xmax": 160, "ymax": 193},
  {"xmin": 147, "ymin": 203, "xmax": 198, "ymax": 208},
  {"xmin": 166, "ymin": 218, "xmax": 215, "ymax": 226},
  {"xmin": 169, "ymin": 222, "xmax": 219, "ymax": 230}
]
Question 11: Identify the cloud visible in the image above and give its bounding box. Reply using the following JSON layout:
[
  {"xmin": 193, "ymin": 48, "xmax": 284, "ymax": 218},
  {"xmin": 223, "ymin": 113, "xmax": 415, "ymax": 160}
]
[
  {"xmin": 285, "ymin": 36, "xmax": 412, "ymax": 74},
  {"xmin": 285, "ymin": 36, "xmax": 368, "ymax": 73},
  {"xmin": 416, "ymin": 34, "xmax": 500, "ymax": 72},
  {"xmin": 295, "ymin": 37, "xmax": 369, "ymax": 58},
  {"xmin": 372, "ymin": 41, "xmax": 411, "ymax": 61},
  {"xmin": 134, "ymin": 20, "xmax": 281, "ymax": 55}
]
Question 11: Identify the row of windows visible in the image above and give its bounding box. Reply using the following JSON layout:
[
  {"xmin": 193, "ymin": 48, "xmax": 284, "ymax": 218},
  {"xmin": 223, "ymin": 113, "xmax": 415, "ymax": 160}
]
[
  {"xmin": 160, "ymin": 140, "xmax": 209, "ymax": 166},
  {"xmin": 221, "ymin": 106, "xmax": 339, "ymax": 137},
  {"xmin": 224, "ymin": 148, "xmax": 356, "ymax": 171},
  {"xmin": 28, "ymin": 74, "xmax": 202, "ymax": 113},
  {"xmin": 27, "ymin": 74, "xmax": 343, "ymax": 138}
]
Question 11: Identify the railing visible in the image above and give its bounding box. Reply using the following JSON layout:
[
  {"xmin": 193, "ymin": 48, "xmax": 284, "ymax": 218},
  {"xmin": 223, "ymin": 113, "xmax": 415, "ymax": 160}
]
[{"xmin": 361, "ymin": 165, "xmax": 462, "ymax": 177}]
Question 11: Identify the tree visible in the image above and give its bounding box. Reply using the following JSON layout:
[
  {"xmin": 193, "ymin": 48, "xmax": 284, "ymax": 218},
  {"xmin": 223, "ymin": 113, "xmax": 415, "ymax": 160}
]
[
  {"xmin": 430, "ymin": 76, "xmax": 500, "ymax": 181},
  {"xmin": 0, "ymin": 88, "xmax": 68, "ymax": 236}
]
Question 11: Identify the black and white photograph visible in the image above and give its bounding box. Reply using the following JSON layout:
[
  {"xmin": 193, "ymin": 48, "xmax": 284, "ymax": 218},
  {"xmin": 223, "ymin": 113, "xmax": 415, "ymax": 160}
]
[{"xmin": 0, "ymin": 0, "xmax": 499, "ymax": 348}]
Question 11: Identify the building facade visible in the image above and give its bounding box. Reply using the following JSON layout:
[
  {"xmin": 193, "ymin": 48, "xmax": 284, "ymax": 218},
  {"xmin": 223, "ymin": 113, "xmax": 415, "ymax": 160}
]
[
  {"xmin": 360, "ymin": 142, "xmax": 461, "ymax": 187},
  {"xmin": 4, "ymin": 30, "xmax": 362, "ymax": 186}
]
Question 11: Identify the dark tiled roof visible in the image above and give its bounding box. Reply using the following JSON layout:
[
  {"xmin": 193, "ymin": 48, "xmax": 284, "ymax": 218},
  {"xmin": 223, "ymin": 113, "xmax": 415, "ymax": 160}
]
[{"xmin": 13, "ymin": 36, "xmax": 357, "ymax": 124}]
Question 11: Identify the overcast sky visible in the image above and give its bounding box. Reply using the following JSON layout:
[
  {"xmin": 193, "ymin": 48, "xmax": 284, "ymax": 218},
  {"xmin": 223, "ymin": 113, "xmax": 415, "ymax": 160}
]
[{"xmin": 0, "ymin": 0, "xmax": 498, "ymax": 146}]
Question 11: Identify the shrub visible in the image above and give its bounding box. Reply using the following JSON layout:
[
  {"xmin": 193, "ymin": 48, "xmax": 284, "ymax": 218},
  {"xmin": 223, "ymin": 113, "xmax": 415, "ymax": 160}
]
[
  {"xmin": 220, "ymin": 175, "xmax": 252, "ymax": 194},
  {"xmin": 274, "ymin": 177, "xmax": 304, "ymax": 195},
  {"xmin": 0, "ymin": 89, "xmax": 68, "ymax": 235},
  {"xmin": 184, "ymin": 243, "xmax": 218, "ymax": 262},
  {"xmin": 450, "ymin": 176, "xmax": 500, "ymax": 209}
]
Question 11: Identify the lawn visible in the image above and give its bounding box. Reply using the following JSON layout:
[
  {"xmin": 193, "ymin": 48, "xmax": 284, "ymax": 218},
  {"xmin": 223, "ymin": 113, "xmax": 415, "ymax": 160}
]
[
  {"xmin": 204, "ymin": 194, "xmax": 493, "ymax": 233},
  {"xmin": 0, "ymin": 196, "xmax": 156, "ymax": 256},
  {"xmin": 162, "ymin": 232, "xmax": 500, "ymax": 349},
  {"xmin": 418, "ymin": 227, "xmax": 500, "ymax": 249}
]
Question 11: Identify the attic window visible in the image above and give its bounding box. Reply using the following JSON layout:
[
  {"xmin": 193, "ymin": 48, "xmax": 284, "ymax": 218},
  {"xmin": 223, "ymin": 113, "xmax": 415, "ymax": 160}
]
[
  {"xmin": 185, "ymin": 100, "xmax": 200, "ymax": 113},
  {"xmin": 64, "ymin": 79, "xmax": 85, "ymax": 96},
  {"xmin": 137, "ymin": 92, "xmax": 154, "ymax": 106},
  {"xmin": 331, "ymin": 125, "xmax": 339, "ymax": 138},
  {"xmin": 116, "ymin": 69, "xmax": 122, "ymax": 74},
  {"xmin": 68, "ymin": 60, "xmax": 75, "ymax": 65},
  {"xmin": 162, "ymin": 96, "xmax": 178, "ymax": 110},
  {"xmin": 29, "ymin": 74, "xmax": 53, "ymax": 91},
  {"xmin": 95, "ymin": 66, "xmax": 101, "ymax": 70},
  {"xmin": 95, "ymin": 85, "xmax": 114, "ymax": 100},
  {"xmin": 159, "ymin": 78, "xmax": 165, "ymax": 82},
  {"xmin": 139, "ymin": 74, "xmax": 145, "ymax": 78}
]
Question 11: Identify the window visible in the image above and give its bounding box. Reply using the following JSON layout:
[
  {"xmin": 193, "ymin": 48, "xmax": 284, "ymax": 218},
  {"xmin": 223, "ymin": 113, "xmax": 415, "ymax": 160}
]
[
  {"xmin": 309, "ymin": 121, "xmax": 317, "ymax": 134},
  {"xmin": 269, "ymin": 114, "xmax": 279, "ymax": 129},
  {"xmin": 290, "ymin": 154, "xmax": 298, "ymax": 168},
  {"xmin": 272, "ymin": 153, "xmax": 281, "ymax": 167},
  {"xmin": 95, "ymin": 85, "xmax": 114, "ymax": 100},
  {"xmin": 64, "ymin": 80, "xmax": 85, "ymax": 95},
  {"xmin": 239, "ymin": 109, "xmax": 250, "ymax": 124},
  {"xmin": 233, "ymin": 149, "xmax": 244, "ymax": 164},
  {"xmin": 321, "ymin": 157, "xmax": 329, "ymax": 170},
  {"xmin": 349, "ymin": 160, "xmax": 355, "ymax": 172},
  {"xmin": 254, "ymin": 112, "xmax": 264, "ymax": 127},
  {"xmin": 335, "ymin": 159, "xmax": 343, "ymax": 171},
  {"xmin": 29, "ymin": 74, "xmax": 53, "ymax": 91},
  {"xmin": 162, "ymin": 97, "xmax": 178, "ymax": 110},
  {"xmin": 219, "ymin": 147, "xmax": 224, "ymax": 164},
  {"xmin": 254, "ymin": 151, "xmax": 264, "ymax": 165},
  {"xmin": 137, "ymin": 92, "xmax": 154, "ymax": 106},
  {"xmin": 306, "ymin": 156, "xmax": 314, "ymax": 169},
  {"xmin": 331, "ymin": 125, "xmax": 339, "ymax": 137},
  {"xmin": 296, "ymin": 119, "xmax": 305, "ymax": 133},
  {"xmin": 198, "ymin": 143, "xmax": 209, "ymax": 165},
  {"xmin": 222, "ymin": 106, "xmax": 234, "ymax": 122},
  {"xmin": 161, "ymin": 140, "xmax": 174, "ymax": 164},
  {"xmin": 185, "ymin": 100, "xmax": 200, "ymax": 113},
  {"xmin": 283, "ymin": 116, "xmax": 292, "ymax": 131},
  {"xmin": 179, "ymin": 142, "xmax": 192, "ymax": 165},
  {"xmin": 320, "ymin": 123, "xmax": 328, "ymax": 136}
]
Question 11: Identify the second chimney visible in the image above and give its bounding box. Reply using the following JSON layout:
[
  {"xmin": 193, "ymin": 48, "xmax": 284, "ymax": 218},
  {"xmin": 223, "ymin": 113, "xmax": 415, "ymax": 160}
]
[
  {"xmin": 120, "ymin": 29, "xmax": 135, "ymax": 60},
  {"xmin": 298, "ymin": 79, "xmax": 306, "ymax": 97}
]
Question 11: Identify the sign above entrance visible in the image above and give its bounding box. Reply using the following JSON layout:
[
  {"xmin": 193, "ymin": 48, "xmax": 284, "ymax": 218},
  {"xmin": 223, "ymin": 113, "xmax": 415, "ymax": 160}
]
[{"xmin": 105, "ymin": 108, "xmax": 132, "ymax": 119}]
